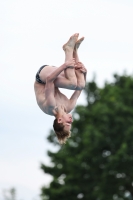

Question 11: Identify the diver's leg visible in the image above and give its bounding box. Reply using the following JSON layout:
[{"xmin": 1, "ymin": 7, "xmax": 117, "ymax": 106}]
[
  {"xmin": 54, "ymin": 33, "xmax": 78, "ymax": 90},
  {"xmin": 63, "ymin": 33, "xmax": 79, "ymax": 85},
  {"xmin": 73, "ymin": 38, "xmax": 86, "ymax": 90}
]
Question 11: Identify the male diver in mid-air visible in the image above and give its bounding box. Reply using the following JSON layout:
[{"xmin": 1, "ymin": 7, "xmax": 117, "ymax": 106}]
[{"xmin": 34, "ymin": 33, "xmax": 87, "ymax": 144}]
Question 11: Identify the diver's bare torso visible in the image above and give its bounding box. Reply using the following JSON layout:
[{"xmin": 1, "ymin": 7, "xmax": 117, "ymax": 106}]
[{"xmin": 34, "ymin": 81, "xmax": 70, "ymax": 116}]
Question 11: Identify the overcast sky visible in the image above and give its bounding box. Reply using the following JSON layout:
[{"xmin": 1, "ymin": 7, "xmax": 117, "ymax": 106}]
[{"xmin": 0, "ymin": 0, "xmax": 133, "ymax": 199}]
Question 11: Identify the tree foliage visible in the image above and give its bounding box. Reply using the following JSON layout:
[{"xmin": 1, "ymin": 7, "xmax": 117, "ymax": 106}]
[{"xmin": 40, "ymin": 74, "xmax": 133, "ymax": 200}]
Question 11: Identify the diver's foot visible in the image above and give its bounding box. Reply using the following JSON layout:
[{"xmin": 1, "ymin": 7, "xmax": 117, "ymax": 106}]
[
  {"xmin": 63, "ymin": 33, "xmax": 79, "ymax": 51},
  {"xmin": 74, "ymin": 37, "xmax": 84, "ymax": 51}
]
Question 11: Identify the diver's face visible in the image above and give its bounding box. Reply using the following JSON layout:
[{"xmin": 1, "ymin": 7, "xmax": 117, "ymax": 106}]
[
  {"xmin": 57, "ymin": 106, "xmax": 73, "ymax": 131},
  {"xmin": 62, "ymin": 112, "xmax": 73, "ymax": 131}
]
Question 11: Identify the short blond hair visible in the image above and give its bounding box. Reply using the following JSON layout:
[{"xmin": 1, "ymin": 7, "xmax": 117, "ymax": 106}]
[{"xmin": 53, "ymin": 118, "xmax": 71, "ymax": 144}]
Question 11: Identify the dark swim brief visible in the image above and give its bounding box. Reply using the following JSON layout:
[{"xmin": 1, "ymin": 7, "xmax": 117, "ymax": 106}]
[{"xmin": 35, "ymin": 65, "xmax": 48, "ymax": 84}]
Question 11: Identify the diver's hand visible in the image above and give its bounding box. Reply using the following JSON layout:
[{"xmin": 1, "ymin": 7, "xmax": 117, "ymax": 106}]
[{"xmin": 64, "ymin": 58, "xmax": 77, "ymax": 69}]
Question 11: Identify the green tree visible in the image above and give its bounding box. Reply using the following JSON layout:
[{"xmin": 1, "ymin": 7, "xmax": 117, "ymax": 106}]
[{"xmin": 40, "ymin": 74, "xmax": 133, "ymax": 200}]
